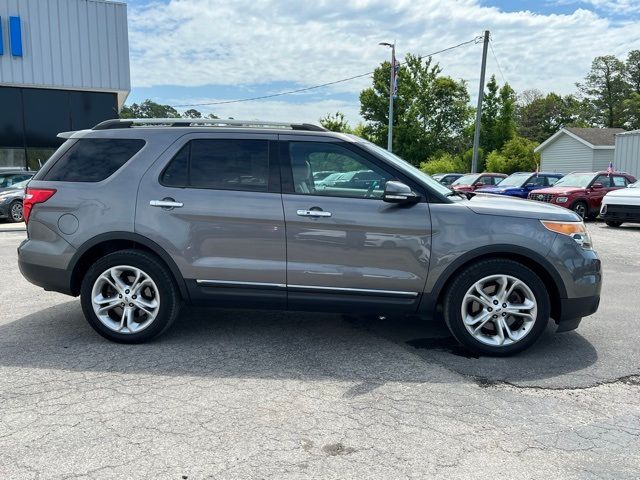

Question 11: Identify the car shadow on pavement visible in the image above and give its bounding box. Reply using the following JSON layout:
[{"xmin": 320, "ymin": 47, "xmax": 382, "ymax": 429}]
[{"xmin": 0, "ymin": 300, "xmax": 598, "ymax": 388}]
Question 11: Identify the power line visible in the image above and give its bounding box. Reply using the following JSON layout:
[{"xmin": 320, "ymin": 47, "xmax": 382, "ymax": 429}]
[
  {"xmin": 488, "ymin": 37, "xmax": 507, "ymax": 85},
  {"xmin": 172, "ymin": 37, "xmax": 481, "ymax": 108}
]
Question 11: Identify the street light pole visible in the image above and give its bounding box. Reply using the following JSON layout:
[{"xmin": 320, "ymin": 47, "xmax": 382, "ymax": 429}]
[
  {"xmin": 471, "ymin": 30, "xmax": 490, "ymax": 173},
  {"xmin": 379, "ymin": 42, "xmax": 396, "ymax": 152}
]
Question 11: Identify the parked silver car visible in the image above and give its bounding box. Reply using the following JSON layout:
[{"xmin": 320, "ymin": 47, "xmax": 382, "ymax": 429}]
[{"xmin": 18, "ymin": 119, "xmax": 601, "ymax": 355}]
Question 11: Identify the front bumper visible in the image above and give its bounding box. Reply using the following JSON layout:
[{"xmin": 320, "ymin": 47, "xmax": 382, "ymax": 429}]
[
  {"xmin": 600, "ymin": 203, "xmax": 640, "ymax": 223},
  {"xmin": 556, "ymin": 295, "xmax": 600, "ymax": 332}
]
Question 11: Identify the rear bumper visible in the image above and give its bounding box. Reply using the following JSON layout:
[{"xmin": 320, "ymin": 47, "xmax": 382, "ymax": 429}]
[{"xmin": 18, "ymin": 257, "xmax": 74, "ymax": 296}]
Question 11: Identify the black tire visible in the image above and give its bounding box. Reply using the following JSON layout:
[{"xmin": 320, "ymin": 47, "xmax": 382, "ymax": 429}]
[
  {"xmin": 571, "ymin": 200, "xmax": 588, "ymax": 220},
  {"xmin": 605, "ymin": 220, "xmax": 623, "ymax": 227},
  {"xmin": 80, "ymin": 249, "xmax": 181, "ymax": 343},
  {"xmin": 443, "ymin": 259, "xmax": 550, "ymax": 357},
  {"xmin": 8, "ymin": 200, "xmax": 24, "ymax": 223}
]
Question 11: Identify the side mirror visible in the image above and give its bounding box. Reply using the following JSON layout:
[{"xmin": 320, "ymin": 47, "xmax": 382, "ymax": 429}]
[
  {"xmin": 592, "ymin": 183, "xmax": 604, "ymax": 189},
  {"xmin": 383, "ymin": 181, "xmax": 420, "ymax": 204}
]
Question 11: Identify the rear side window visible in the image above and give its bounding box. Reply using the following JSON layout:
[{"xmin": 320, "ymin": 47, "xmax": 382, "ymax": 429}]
[
  {"xmin": 612, "ymin": 176, "xmax": 627, "ymax": 187},
  {"xmin": 161, "ymin": 139, "xmax": 270, "ymax": 192},
  {"xmin": 42, "ymin": 139, "xmax": 145, "ymax": 182}
]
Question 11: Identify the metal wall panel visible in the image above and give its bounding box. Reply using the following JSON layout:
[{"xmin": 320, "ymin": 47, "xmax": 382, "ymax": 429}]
[
  {"xmin": 615, "ymin": 132, "xmax": 640, "ymax": 179},
  {"xmin": 0, "ymin": 0, "xmax": 130, "ymax": 105}
]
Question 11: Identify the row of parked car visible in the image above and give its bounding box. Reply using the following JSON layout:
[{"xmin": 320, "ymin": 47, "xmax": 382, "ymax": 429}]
[
  {"xmin": 433, "ymin": 170, "xmax": 640, "ymax": 227},
  {"xmin": 0, "ymin": 170, "xmax": 34, "ymax": 223}
]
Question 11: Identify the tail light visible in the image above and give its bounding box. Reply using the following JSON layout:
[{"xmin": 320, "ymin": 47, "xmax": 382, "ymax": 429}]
[{"xmin": 23, "ymin": 188, "xmax": 56, "ymax": 224}]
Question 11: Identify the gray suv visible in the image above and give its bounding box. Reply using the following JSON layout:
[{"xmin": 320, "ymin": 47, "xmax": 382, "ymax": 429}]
[{"xmin": 18, "ymin": 119, "xmax": 601, "ymax": 356}]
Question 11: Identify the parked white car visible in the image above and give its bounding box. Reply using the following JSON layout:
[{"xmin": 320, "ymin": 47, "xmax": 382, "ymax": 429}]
[{"xmin": 600, "ymin": 181, "xmax": 640, "ymax": 227}]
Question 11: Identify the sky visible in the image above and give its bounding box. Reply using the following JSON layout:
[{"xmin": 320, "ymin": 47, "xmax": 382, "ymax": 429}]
[{"xmin": 122, "ymin": 0, "xmax": 640, "ymax": 124}]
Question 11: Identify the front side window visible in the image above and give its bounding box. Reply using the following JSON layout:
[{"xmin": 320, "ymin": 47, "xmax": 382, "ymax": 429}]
[
  {"xmin": 289, "ymin": 142, "xmax": 390, "ymax": 199},
  {"xmin": 593, "ymin": 175, "xmax": 611, "ymax": 187},
  {"xmin": 547, "ymin": 176, "xmax": 561, "ymax": 186},
  {"xmin": 528, "ymin": 176, "xmax": 546, "ymax": 187},
  {"xmin": 161, "ymin": 139, "xmax": 270, "ymax": 192},
  {"xmin": 42, "ymin": 139, "xmax": 145, "ymax": 182}
]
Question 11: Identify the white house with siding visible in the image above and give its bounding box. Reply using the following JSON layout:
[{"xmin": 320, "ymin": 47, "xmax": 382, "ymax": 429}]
[{"xmin": 535, "ymin": 128, "xmax": 624, "ymax": 174}]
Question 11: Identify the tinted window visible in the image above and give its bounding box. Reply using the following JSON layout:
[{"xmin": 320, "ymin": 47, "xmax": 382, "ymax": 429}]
[
  {"xmin": 528, "ymin": 176, "xmax": 546, "ymax": 187},
  {"xmin": 190, "ymin": 140, "xmax": 269, "ymax": 191},
  {"xmin": 161, "ymin": 140, "xmax": 270, "ymax": 192},
  {"xmin": 612, "ymin": 176, "xmax": 627, "ymax": 187},
  {"xmin": 43, "ymin": 139, "xmax": 145, "ymax": 182},
  {"xmin": 593, "ymin": 175, "xmax": 611, "ymax": 187},
  {"xmin": 161, "ymin": 144, "xmax": 189, "ymax": 187},
  {"xmin": 290, "ymin": 142, "xmax": 390, "ymax": 199}
]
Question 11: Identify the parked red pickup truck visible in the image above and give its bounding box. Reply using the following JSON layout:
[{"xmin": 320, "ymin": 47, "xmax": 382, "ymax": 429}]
[{"xmin": 527, "ymin": 171, "xmax": 637, "ymax": 219}]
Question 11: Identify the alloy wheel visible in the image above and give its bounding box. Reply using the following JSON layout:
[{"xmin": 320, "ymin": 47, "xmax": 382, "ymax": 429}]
[
  {"xmin": 461, "ymin": 274, "xmax": 538, "ymax": 347},
  {"xmin": 10, "ymin": 202, "xmax": 23, "ymax": 222},
  {"xmin": 90, "ymin": 265, "xmax": 160, "ymax": 334}
]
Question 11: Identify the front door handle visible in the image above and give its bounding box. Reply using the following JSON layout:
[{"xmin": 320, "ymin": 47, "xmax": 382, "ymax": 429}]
[
  {"xmin": 297, "ymin": 209, "xmax": 331, "ymax": 217},
  {"xmin": 150, "ymin": 199, "xmax": 183, "ymax": 209}
]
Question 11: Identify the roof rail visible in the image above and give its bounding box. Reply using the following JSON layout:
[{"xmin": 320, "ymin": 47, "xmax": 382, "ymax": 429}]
[{"xmin": 92, "ymin": 118, "xmax": 327, "ymax": 132}]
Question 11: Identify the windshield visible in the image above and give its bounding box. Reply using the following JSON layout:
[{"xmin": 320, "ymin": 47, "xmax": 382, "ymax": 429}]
[
  {"xmin": 356, "ymin": 140, "xmax": 453, "ymax": 197},
  {"xmin": 552, "ymin": 173, "xmax": 594, "ymax": 188},
  {"xmin": 629, "ymin": 181, "xmax": 639, "ymax": 188},
  {"xmin": 452, "ymin": 174, "xmax": 480, "ymax": 186},
  {"xmin": 497, "ymin": 173, "xmax": 531, "ymax": 187}
]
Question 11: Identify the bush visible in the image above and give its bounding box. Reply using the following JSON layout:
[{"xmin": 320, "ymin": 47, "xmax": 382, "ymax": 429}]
[
  {"xmin": 420, "ymin": 153, "xmax": 467, "ymax": 175},
  {"xmin": 485, "ymin": 136, "xmax": 540, "ymax": 174}
]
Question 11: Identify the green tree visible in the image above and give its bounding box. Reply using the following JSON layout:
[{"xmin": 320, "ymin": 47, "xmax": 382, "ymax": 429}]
[
  {"xmin": 119, "ymin": 99, "xmax": 181, "ymax": 119},
  {"xmin": 359, "ymin": 54, "xmax": 472, "ymax": 165},
  {"xmin": 319, "ymin": 111, "xmax": 352, "ymax": 132},
  {"xmin": 626, "ymin": 50, "xmax": 640, "ymax": 94},
  {"xmin": 577, "ymin": 55, "xmax": 629, "ymax": 127},
  {"xmin": 624, "ymin": 92, "xmax": 640, "ymax": 130},
  {"xmin": 480, "ymin": 75, "xmax": 500, "ymax": 152},
  {"xmin": 485, "ymin": 136, "xmax": 540, "ymax": 174},
  {"xmin": 419, "ymin": 152, "xmax": 467, "ymax": 175},
  {"xmin": 183, "ymin": 109, "xmax": 203, "ymax": 118},
  {"xmin": 516, "ymin": 91, "xmax": 586, "ymax": 143}
]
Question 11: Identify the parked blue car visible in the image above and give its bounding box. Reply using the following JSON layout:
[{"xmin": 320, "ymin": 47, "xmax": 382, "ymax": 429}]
[{"xmin": 476, "ymin": 172, "xmax": 564, "ymax": 198}]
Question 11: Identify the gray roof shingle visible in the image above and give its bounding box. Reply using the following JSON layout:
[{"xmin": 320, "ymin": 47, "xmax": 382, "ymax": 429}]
[{"xmin": 565, "ymin": 127, "xmax": 625, "ymax": 146}]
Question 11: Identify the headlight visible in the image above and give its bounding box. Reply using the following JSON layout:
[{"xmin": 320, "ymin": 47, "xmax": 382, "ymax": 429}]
[
  {"xmin": 555, "ymin": 196, "xmax": 568, "ymax": 203},
  {"xmin": 541, "ymin": 220, "xmax": 593, "ymax": 250}
]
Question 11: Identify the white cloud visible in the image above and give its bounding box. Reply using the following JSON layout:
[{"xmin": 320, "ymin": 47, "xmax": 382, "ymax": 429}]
[{"xmin": 127, "ymin": 0, "xmax": 640, "ymax": 122}]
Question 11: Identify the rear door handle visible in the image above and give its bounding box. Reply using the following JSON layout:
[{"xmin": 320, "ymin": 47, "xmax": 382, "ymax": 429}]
[
  {"xmin": 150, "ymin": 199, "xmax": 183, "ymax": 209},
  {"xmin": 297, "ymin": 209, "xmax": 331, "ymax": 217}
]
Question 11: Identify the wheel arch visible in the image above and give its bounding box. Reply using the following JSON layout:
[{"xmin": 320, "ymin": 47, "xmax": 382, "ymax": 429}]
[
  {"xmin": 422, "ymin": 245, "xmax": 566, "ymax": 321},
  {"xmin": 69, "ymin": 232, "xmax": 189, "ymax": 300}
]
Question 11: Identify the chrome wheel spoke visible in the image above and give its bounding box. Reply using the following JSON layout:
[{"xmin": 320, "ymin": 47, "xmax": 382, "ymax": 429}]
[
  {"xmin": 91, "ymin": 265, "xmax": 160, "ymax": 335},
  {"xmin": 461, "ymin": 274, "xmax": 538, "ymax": 348}
]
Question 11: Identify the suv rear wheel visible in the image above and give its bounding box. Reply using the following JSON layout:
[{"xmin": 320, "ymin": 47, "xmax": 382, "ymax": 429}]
[
  {"xmin": 80, "ymin": 250, "xmax": 181, "ymax": 343},
  {"xmin": 443, "ymin": 259, "xmax": 550, "ymax": 356}
]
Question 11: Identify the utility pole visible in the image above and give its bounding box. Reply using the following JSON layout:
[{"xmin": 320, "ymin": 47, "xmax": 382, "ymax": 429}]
[
  {"xmin": 471, "ymin": 30, "xmax": 490, "ymax": 173},
  {"xmin": 379, "ymin": 42, "xmax": 396, "ymax": 152}
]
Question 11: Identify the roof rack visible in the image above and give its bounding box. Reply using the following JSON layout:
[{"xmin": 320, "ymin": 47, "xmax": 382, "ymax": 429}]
[{"xmin": 92, "ymin": 118, "xmax": 327, "ymax": 132}]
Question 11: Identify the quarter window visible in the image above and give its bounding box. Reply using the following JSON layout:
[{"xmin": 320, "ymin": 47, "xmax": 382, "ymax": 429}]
[
  {"xmin": 288, "ymin": 142, "xmax": 391, "ymax": 199},
  {"xmin": 42, "ymin": 139, "xmax": 145, "ymax": 182},
  {"xmin": 161, "ymin": 139, "xmax": 270, "ymax": 192}
]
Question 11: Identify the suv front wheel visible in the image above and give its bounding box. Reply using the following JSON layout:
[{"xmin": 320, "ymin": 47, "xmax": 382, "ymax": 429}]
[
  {"xmin": 80, "ymin": 250, "xmax": 181, "ymax": 343},
  {"xmin": 443, "ymin": 259, "xmax": 550, "ymax": 356}
]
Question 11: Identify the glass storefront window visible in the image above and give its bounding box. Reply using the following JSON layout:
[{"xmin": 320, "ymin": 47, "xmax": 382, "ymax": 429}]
[{"xmin": 0, "ymin": 148, "xmax": 27, "ymax": 170}]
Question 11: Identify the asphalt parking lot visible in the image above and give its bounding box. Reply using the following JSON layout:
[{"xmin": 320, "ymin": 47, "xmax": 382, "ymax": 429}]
[{"xmin": 0, "ymin": 222, "xmax": 639, "ymax": 479}]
